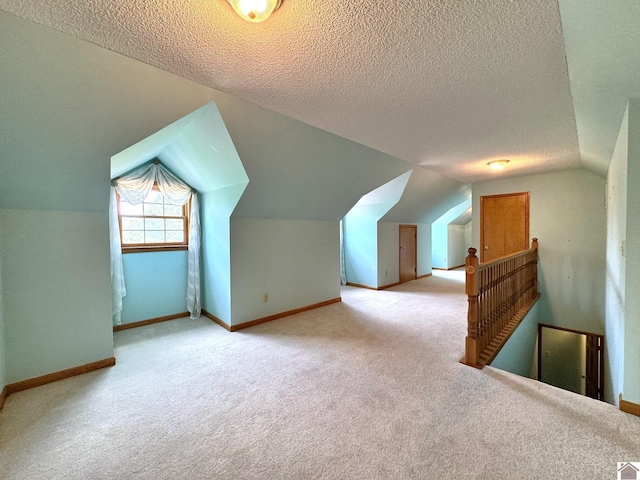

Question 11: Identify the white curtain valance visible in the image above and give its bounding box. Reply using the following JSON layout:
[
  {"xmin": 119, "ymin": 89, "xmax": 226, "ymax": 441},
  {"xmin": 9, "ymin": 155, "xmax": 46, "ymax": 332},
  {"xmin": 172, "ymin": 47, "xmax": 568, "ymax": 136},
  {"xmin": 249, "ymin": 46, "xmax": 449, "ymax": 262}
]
[
  {"xmin": 111, "ymin": 162, "xmax": 194, "ymax": 206},
  {"xmin": 109, "ymin": 162, "xmax": 201, "ymax": 324}
]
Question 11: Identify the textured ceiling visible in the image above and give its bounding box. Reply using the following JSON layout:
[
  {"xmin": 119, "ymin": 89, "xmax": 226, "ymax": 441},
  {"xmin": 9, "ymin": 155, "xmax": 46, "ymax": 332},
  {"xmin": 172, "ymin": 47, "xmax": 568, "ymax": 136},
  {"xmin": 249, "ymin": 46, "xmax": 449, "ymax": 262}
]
[{"xmin": 0, "ymin": 1, "xmax": 635, "ymax": 184}]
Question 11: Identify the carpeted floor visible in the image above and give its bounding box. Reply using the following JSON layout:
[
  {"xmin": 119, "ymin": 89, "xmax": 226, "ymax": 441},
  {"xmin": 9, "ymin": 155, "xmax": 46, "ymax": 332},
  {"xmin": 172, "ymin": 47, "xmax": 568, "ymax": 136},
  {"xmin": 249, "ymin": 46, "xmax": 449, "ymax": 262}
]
[{"xmin": 1, "ymin": 270, "xmax": 639, "ymax": 479}]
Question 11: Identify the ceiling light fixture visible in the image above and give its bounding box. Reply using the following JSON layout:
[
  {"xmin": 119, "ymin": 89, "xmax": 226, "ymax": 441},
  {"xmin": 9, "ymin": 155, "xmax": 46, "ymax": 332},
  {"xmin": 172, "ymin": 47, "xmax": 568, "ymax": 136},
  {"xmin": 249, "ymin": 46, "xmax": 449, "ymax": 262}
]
[
  {"xmin": 487, "ymin": 160, "xmax": 509, "ymax": 171},
  {"xmin": 226, "ymin": 0, "xmax": 282, "ymax": 22}
]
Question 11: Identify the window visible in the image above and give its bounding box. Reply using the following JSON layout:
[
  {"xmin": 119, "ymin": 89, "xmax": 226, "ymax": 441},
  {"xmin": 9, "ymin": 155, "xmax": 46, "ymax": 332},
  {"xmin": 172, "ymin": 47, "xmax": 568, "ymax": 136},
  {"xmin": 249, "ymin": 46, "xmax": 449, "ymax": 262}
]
[{"xmin": 117, "ymin": 186, "xmax": 189, "ymax": 252}]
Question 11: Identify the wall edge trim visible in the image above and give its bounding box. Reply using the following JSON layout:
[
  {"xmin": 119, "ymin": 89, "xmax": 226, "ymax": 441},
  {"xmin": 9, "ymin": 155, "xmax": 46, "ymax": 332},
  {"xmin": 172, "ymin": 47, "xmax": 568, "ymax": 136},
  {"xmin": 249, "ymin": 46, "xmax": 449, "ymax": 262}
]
[
  {"xmin": 620, "ymin": 394, "xmax": 640, "ymax": 417},
  {"xmin": 416, "ymin": 273, "xmax": 433, "ymax": 279},
  {"xmin": 113, "ymin": 312, "xmax": 190, "ymax": 331},
  {"xmin": 432, "ymin": 265, "xmax": 464, "ymax": 271},
  {"xmin": 347, "ymin": 282, "xmax": 404, "ymax": 291},
  {"xmin": 230, "ymin": 298, "xmax": 342, "ymax": 331},
  {"xmin": 2, "ymin": 357, "xmax": 116, "ymax": 409},
  {"xmin": 0, "ymin": 385, "xmax": 8, "ymax": 411},
  {"xmin": 346, "ymin": 282, "xmax": 378, "ymax": 290},
  {"xmin": 205, "ymin": 298, "xmax": 342, "ymax": 332},
  {"xmin": 201, "ymin": 310, "xmax": 231, "ymax": 331}
]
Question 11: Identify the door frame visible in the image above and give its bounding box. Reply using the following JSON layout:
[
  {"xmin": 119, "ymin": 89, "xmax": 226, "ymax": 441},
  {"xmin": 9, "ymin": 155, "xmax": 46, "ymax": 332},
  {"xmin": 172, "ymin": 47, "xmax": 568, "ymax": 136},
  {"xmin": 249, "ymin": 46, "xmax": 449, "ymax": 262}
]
[
  {"xmin": 537, "ymin": 323, "xmax": 604, "ymax": 401},
  {"xmin": 480, "ymin": 191, "xmax": 530, "ymax": 262}
]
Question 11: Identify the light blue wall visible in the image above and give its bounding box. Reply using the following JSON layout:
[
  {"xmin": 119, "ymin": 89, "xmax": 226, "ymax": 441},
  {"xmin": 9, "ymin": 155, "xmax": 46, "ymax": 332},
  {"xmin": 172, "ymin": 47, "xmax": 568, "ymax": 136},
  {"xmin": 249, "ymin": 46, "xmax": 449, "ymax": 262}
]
[
  {"xmin": 474, "ymin": 169, "xmax": 609, "ymax": 401},
  {"xmin": 623, "ymin": 100, "xmax": 640, "ymax": 404},
  {"xmin": 432, "ymin": 222, "xmax": 448, "ymax": 269},
  {"xmin": 381, "ymin": 170, "xmax": 471, "ymax": 225},
  {"xmin": 473, "ymin": 170, "xmax": 606, "ymax": 335},
  {"xmin": 447, "ymin": 224, "xmax": 466, "ymax": 268},
  {"xmin": 0, "ymin": 10, "xmax": 468, "ymax": 384},
  {"xmin": 0, "ymin": 210, "xmax": 113, "ymax": 383},
  {"xmin": 417, "ymin": 224, "xmax": 433, "ymax": 276},
  {"xmin": 377, "ymin": 223, "xmax": 400, "ymax": 286},
  {"xmin": 0, "ymin": 219, "xmax": 6, "ymax": 390},
  {"xmin": 344, "ymin": 172, "xmax": 412, "ymax": 288},
  {"xmin": 231, "ymin": 219, "xmax": 340, "ymax": 325},
  {"xmin": 491, "ymin": 301, "xmax": 539, "ymax": 378},
  {"xmin": 120, "ymin": 251, "xmax": 188, "ymax": 324},
  {"xmin": 0, "ymin": 11, "xmax": 225, "ymax": 383},
  {"xmin": 112, "ymin": 102, "xmax": 249, "ymax": 328},
  {"xmin": 377, "ymin": 222, "xmax": 432, "ymax": 286},
  {"xmin": 201, "ymin": 184, "xmax": 247, "ymax": 324},
  {"xmin": 605, "ymin": 105, "xmax": 628, "ymax": 405},
  {"xmin": 344, "ymin": 209, "xmax": 379, "ymax": 287},
  {"xmin": 432, "ymin": 200, "xmax": 471, "ymax": 269},
  {"xmin": 607, "ymin": 100, "xmax": 640, "ymax": 405}
]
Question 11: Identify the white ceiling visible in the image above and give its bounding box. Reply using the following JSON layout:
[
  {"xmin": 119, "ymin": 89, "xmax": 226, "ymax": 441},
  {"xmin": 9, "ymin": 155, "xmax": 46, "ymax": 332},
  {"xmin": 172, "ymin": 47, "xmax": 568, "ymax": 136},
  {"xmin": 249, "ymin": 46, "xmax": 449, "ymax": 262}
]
[{"xmin": 1, "ymin": 0, "xmax": 637, "ymax": 184}]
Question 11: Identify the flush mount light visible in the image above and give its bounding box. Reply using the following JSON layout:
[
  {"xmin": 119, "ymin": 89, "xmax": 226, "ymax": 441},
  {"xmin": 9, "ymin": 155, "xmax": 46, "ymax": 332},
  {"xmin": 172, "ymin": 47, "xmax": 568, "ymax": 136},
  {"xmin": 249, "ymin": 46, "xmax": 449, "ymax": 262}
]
[
  {"xmin": 487, "ymin": 160, "xmax": 510, "ymax": 171},
  {"xmin": 226, "ymin": 0, "xmax": 282, "ymax": 22}
]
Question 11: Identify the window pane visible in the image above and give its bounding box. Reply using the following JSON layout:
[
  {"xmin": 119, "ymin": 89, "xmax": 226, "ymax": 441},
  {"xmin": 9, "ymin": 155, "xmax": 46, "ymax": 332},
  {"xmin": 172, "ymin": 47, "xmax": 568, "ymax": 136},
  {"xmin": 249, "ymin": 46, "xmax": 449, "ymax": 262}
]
[
  {"xmin": 121, "ymin": 217, "xmax": 144, "ymax": 230},
  {"xmin": 145, "ymin": 230, "xmax": 165, "ymax": 243},
  {"xmin": 144, "ymin": 203, "xmax": 163, "ymax": 216},
  {"xmin": 145, "ymin": 218, "xmax": 165, "ymax": 231},
  {"xmin": 123, "ymin": 231, "xmax": 144, "ymax": 244},
  {"xmin": 164, "ymin": 205, "xmax": 183, "ymax": 217},
  {"xmin": 165, "ymin": 219, "xmax": 184, "ymax": 231},
  {"xmin": 118, "ymin": 186, "xmax": 190, "ymax": 249},
  {"xmin": 166, "ymin": 231, "xmax": 184, "ymax": 243},
  {"xmin": 119, "ymin": 202, "xmax": 143, "ymax": 216},
  {"xmin": 145, "ymin": 190, "xmax": 164, "ymax": 204}
]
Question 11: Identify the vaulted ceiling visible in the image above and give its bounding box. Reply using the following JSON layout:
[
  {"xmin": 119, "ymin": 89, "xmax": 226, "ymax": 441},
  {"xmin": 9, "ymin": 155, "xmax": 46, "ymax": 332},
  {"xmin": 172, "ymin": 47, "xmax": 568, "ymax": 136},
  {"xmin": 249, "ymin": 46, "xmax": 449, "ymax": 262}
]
[{"xmin": 1, "ymin": 0, "xmax": 638, "ymax": 184}]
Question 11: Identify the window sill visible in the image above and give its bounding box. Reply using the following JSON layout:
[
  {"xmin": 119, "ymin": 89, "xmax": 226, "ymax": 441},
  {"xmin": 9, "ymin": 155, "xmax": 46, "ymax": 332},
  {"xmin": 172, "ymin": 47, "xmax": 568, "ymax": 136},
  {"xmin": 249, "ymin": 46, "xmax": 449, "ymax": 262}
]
[{"xmin": 122, "ymin": 245, "xmax": 188, "ymax": 254}]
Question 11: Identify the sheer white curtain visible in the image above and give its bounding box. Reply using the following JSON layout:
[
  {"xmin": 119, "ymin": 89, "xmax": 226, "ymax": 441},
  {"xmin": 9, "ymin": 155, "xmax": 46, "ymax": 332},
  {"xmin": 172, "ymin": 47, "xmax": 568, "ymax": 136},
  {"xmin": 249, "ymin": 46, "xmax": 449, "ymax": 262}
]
[{"xmin": 110, "ymin": 162, "xmax": 201, "ymax": 325}]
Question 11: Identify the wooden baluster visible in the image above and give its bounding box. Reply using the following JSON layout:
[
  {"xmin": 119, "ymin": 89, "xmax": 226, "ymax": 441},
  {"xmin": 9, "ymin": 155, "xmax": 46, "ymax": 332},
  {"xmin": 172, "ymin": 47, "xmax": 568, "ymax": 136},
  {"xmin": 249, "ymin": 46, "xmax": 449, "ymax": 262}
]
[
  {"xmin": 494, "ymin": 262, "xmax": 500, "ymax": 342},
  {"xmin": 515, "ymin": 257, "xmax": 519, "ymax": 310},
  {"xmin": 503, "ymin": 259, "xmax": 508, "ymax": 330},
  {"xmin": 464, "ymin": 239, "xmax": 540, "ymax": 368},
  {"xmin": 532, "ymin": 238, "xmax": 538, "ymax": 301},
  {"xmin": 479, "ymin": 268, "xmax": 484, "ymax": 353},
  {"xmin": 500, "ymin": 262, "xmax": 504, "ymax": 337},
  {"xmin": 504, "ymin": 259, "xmax": 509, "ymax": 330},
  {"xmin": 465, "ymin": 248, "xmax": 480, "ymax": 366}
]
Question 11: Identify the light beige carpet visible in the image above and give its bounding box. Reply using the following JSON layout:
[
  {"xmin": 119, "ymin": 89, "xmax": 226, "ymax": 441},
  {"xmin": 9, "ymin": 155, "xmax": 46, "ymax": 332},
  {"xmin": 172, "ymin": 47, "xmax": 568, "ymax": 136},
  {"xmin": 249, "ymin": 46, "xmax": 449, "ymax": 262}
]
[{"xmin": 1, "ymin": 270, "xmax": 639, "ymax": 479}]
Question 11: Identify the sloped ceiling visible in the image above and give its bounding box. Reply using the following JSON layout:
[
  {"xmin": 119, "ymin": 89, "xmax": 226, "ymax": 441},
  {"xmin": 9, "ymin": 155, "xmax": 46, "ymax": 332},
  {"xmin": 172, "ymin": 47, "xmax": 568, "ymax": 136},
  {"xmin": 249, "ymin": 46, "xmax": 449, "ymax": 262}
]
[
  {"xmin": 558, "ymin": 0, "xmax": 640, "ymax": 177},
  {"xmin": 111, "ymin": 102, "xmax": 249, "ymax": 194},
  {"xmin": 381, "ymin": 168, "xmax": 470, "ymax": 225},
  {"xmin": 0, "ymin": 1, "xmax": 637, "ymax": 184},
  {"xmin": 1, "ymin": 10, "xmax": 468, "ymax": 220}
]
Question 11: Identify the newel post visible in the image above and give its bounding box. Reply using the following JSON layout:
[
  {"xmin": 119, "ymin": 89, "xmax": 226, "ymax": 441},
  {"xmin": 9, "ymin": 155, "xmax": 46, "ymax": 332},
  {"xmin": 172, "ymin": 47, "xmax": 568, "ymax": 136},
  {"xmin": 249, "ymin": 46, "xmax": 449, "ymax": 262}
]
[
  {"xmin": 532, "ymin": 238, "xmax": 538, "ymax": 250},
  {"xmin": 465, "ymin": 247, "xmax": 480, "ymax": 366}
]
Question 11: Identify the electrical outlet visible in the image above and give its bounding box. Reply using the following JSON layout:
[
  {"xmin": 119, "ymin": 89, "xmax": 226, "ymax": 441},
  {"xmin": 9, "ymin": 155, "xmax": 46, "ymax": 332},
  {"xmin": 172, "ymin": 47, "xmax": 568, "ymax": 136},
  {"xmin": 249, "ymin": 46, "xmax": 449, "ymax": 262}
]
[{"xmin": 263, "ymin": 293, "xmax": 269, "ymax": 302}]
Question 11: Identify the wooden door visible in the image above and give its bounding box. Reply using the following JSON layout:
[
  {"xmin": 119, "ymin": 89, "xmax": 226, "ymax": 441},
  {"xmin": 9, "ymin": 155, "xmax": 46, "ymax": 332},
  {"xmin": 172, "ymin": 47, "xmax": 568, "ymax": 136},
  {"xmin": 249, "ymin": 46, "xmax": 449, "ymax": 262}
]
[
  {"xmin": 399, "ymin": 225, "xmax": 417, "ymax": 284},
  {"xmin": 480, "ymin": 192, "xmax": 529, "ymax": 262}
]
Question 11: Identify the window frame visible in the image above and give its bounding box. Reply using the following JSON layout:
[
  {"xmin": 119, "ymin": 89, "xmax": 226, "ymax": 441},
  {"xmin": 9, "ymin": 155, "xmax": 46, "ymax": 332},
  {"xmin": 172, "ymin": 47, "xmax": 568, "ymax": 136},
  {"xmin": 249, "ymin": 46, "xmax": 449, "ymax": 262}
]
[{"xmin": 117, "ymin": 185, "xmax": 191, "ymax": 254}]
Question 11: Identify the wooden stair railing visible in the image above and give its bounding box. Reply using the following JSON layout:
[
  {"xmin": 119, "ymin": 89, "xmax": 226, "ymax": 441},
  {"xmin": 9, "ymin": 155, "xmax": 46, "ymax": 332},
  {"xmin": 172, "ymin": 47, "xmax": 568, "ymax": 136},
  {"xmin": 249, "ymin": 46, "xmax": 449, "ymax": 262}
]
[{"xmin": 463, "ymin": 238, "xmax": 539, "ymax": 368}]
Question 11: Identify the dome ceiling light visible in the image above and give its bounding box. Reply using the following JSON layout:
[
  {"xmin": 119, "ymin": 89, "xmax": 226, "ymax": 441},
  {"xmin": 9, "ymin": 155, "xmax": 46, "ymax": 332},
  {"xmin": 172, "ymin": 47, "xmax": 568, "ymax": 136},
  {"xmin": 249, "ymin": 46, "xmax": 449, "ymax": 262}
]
[
  {"xmin": 226, "ymin": 0, "xmax": 282, "ymax": 22},
  {"xmin": 487, "ymin": 160, "xmax": 510, "ymax": 171}
]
